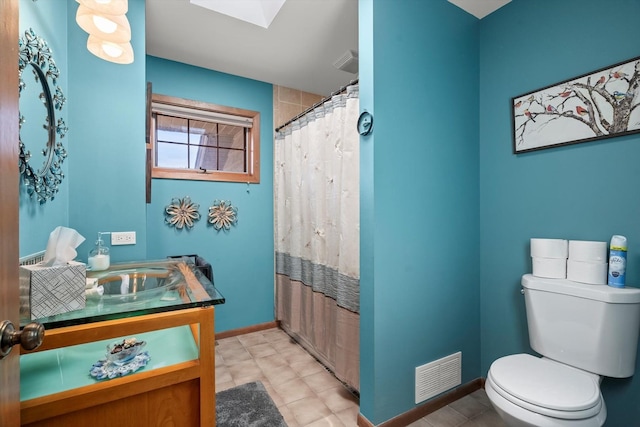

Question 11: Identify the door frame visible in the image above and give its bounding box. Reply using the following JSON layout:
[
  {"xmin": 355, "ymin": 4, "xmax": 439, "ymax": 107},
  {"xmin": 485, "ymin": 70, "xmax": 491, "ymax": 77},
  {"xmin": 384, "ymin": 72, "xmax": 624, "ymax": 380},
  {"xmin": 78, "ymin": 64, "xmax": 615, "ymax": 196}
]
[{"xmin": 0, "ymin": 0, "xmax": 22, "ymax": 425}]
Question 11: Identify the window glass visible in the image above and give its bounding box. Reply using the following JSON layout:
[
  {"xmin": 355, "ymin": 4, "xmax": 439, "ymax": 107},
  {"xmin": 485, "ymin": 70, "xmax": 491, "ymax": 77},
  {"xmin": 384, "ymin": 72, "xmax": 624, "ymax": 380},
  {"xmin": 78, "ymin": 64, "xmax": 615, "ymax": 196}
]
[{"xmin": 150, "ymin": 94, "xmax": 260, "ymax": 183}]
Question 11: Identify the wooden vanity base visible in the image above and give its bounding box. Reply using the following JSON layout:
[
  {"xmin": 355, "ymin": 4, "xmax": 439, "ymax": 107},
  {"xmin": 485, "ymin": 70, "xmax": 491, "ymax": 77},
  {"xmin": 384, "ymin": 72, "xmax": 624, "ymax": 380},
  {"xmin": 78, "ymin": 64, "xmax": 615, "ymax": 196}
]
[{"xmin": 20, "ymin": 307, "xmax": 215, "ymax": 427}]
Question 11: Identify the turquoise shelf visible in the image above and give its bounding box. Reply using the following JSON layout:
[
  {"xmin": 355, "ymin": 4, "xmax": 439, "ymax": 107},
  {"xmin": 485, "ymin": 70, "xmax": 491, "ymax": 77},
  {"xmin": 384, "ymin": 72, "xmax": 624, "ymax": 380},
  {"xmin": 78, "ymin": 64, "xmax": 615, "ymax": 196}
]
[{"xmin": 20, "ymin": 325, "xmax": 199, "ymax": 401}]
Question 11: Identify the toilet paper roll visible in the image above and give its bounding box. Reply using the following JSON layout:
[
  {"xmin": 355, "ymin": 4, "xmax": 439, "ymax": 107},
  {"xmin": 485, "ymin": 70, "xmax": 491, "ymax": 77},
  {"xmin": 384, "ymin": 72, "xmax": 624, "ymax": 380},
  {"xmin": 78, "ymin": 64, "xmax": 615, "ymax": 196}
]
[
  {"xmin": 568, "ymin": 240, "xmax": 608, "ymax": 262},
  {"xmin": 532, "ymin": 257, "xmax": 567, "ymax": 279},
  {"xmin": 530, "ymin": 238, "xmax": 568, "ymax": 259},
  {"xmin": 567, "ymin": 259, "xmax": 607, "ymax": 285}
]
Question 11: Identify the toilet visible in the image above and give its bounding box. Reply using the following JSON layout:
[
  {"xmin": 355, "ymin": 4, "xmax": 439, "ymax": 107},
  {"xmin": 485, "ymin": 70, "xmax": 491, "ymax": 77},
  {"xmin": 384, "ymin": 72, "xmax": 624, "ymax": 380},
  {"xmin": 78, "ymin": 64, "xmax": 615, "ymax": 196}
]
[{"xmin": 486, "ymin": 274, "xmax": 640, "ymax": 427}]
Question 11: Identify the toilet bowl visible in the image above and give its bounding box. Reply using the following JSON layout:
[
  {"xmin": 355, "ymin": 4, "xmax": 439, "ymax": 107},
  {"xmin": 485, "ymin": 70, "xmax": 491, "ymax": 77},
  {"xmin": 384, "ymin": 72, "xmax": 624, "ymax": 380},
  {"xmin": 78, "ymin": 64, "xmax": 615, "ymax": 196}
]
[
  {"xmin": 486, "ymin": 274, "xmax": 640, "ymax": 426},
  {"xmin": 486, "ymin": 354, "xmax": 606, "ymax": 427}
]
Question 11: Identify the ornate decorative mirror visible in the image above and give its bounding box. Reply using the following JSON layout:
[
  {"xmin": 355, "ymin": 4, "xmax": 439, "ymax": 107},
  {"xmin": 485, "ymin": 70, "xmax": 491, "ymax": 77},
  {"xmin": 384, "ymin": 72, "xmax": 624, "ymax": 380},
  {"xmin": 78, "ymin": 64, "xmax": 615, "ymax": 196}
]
[{"xmin": 18, "ymin": 28, "xmax": 68, "ymax": 204}]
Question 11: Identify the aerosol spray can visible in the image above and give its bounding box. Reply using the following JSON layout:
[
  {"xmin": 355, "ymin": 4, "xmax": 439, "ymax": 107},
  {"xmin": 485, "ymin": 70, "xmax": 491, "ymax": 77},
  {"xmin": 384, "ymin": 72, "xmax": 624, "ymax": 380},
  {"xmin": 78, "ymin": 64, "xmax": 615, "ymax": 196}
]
[{"xmin": 608, "ymin": 235, "xmax": 627, "ymax": 288}]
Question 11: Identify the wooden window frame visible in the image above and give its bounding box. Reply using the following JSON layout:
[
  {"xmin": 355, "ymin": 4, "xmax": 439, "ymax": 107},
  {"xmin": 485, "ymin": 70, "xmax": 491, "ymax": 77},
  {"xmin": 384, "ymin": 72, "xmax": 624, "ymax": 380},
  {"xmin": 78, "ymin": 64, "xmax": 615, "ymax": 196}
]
[{"xmin": 149, "ymin": 93, "xmax": 260, "ymax": 184}]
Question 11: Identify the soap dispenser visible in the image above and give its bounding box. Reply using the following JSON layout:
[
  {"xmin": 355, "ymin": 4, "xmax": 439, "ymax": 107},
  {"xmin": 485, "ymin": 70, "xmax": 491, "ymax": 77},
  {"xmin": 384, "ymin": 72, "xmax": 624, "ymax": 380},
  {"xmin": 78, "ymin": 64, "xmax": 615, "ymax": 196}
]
[{"xmin": 88, "ymin": 232, "xmax": 110, "ymax": 271}]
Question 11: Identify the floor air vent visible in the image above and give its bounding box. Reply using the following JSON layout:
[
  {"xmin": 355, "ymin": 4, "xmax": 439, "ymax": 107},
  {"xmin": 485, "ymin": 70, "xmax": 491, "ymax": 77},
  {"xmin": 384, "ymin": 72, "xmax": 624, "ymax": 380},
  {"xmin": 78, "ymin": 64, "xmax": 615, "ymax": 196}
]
[{"xmin": 415, "ymin": 351, "xmax": 462, "ymax": 404}]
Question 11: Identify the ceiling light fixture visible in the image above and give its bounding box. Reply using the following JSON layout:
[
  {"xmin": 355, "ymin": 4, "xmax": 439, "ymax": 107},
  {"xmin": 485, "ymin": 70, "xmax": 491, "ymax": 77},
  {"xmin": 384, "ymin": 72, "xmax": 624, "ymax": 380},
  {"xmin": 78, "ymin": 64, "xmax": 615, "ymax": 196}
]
[
  {"xmin": 87, "ymin": 34, "xmax": 134, "ymax": 64},
  {"xmin": 76, "ymin": 5, "xmax": 131, "ymax": 43},
  {"xmin": 76, "ymin": 0, "xmax": 128, "ymax": 15},
  {"xmin": 75, "ymin": 0, "xmax": 133, "ymax": 64}
]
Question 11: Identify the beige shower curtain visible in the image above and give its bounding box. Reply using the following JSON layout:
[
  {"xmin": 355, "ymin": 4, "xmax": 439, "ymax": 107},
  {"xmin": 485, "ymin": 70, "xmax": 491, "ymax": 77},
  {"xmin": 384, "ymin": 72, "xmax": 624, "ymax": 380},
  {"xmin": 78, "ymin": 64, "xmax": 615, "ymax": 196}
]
[{"xmin": 274, "ymin": 84, "xmax": 360, "ymax": 391}]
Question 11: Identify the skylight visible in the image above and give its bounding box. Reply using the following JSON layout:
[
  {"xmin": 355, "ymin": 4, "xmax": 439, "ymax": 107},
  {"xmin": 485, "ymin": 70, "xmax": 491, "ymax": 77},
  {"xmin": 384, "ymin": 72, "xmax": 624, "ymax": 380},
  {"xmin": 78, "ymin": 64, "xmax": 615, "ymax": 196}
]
[
  {"xmin": 190, "ymin": 0, "xmax": 287, "ymax": 29},
  {"xmin": 447, "ymin": 0, "xmax": 511, "ymax": 19}
]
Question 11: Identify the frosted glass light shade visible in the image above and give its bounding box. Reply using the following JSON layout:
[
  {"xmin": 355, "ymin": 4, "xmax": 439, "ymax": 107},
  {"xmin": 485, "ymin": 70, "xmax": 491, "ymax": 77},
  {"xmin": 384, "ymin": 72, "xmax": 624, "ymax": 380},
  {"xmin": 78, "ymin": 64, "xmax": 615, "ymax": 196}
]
[
  {"xmin": 87, "ymin": 34, "xmax": 134, "ymax": 64},
  {"xmin": 76, "ymin": 0, "xmax": 128, "ymax": 15},
  {"xmin": 76, "ymin": 4, "xmax": 131, "ymax": 43}
]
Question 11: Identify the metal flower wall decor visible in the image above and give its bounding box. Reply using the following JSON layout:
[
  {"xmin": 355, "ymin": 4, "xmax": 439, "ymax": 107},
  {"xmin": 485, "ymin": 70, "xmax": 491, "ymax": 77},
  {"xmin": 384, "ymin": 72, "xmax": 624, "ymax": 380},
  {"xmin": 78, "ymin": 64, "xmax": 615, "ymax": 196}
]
[
  {"xmin": 208, "ymin": 200, "xmax": 238, "ymax": 231},
  {"xmin": 19, "ymin": 28, "xmax": 68, "ymax": 203},
  {"xmin": 164, "ymin": 197, "xmax": 201, "ymax": 229}
]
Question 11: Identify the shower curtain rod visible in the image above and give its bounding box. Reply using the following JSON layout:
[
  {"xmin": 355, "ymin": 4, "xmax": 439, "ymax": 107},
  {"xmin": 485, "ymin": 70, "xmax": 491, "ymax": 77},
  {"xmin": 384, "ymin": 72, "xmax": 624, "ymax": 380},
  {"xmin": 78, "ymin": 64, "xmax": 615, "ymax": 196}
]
[{"xmin": 275, "ymin": 78, "xmax": 359, "ymax": 132}]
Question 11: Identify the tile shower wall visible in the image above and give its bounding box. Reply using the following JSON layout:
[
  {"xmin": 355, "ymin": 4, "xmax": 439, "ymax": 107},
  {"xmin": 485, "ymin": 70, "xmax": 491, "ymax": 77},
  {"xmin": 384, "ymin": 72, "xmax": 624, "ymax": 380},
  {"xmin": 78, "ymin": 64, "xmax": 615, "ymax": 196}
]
[{"xmin": 273, "ymin": 86, "xmax": 323, "ymax": 129}]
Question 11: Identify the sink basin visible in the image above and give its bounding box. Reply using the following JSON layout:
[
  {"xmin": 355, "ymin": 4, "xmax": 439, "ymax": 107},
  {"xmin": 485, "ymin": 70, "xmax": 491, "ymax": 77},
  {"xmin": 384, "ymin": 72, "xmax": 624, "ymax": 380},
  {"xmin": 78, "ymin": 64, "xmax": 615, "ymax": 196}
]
[{"xmin": 89, "ymin": 267, "xmax": 183, "ymax": 304}]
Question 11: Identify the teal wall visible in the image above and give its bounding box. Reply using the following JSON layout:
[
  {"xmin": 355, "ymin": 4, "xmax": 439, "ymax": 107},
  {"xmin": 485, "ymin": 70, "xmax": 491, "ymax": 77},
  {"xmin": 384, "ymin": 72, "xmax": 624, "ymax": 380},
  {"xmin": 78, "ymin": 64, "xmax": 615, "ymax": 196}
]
[
  {"xmin": 358, "ymin": 0, "xmax": 375, "ymax": 421},
  {"xmin": 145, "ymin": 56, "xmax": 275, "ymax": 333},
  {"xmin": 479, "ymin": 0, "xmax": 640, "ymax": 425},
  {"xmin": 19, "ymin": 0, "xmax": 69, "ymax": 256},
  {"xmin": 23, "ymin": 0, "xmax": 640, "ymax": 424},
  {"xmin": 359, "ymin": 0, "xmax": 480, "ymax": 423},
  {"xmin": 19, "ymin": 0, "xmax": 147, "ymax": 262},
  {"xmin": 67, "ymin": 0, "xmax": 147, "ymax": 263},
  {"xmin": 18, "ymin": 1, "xmax": 275, "ymax": 335}
]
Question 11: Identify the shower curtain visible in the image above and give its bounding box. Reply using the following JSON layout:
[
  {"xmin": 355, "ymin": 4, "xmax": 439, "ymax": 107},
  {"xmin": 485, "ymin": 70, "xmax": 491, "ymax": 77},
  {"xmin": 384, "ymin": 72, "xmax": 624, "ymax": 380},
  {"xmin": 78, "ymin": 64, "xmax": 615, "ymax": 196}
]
[{"xmin": 274, "ymin": 84, "xmax": 360, "ymax": 391}]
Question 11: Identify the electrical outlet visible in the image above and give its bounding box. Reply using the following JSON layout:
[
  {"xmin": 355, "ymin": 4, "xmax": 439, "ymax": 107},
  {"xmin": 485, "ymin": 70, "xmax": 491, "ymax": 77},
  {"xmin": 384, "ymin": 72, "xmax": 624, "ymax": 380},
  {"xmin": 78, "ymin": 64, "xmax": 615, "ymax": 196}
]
[{"xmin": 111, "ymin": 231, "xmax": 136, "ymax": 245}]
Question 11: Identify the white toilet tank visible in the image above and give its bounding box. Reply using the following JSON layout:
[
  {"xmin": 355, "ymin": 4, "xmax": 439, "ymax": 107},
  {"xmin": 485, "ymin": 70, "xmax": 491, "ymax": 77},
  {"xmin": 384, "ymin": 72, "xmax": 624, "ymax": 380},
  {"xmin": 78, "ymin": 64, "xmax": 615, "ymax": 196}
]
[{"xmin": 522, "ymin": 274, "xmax": 640, "ymax": 378}]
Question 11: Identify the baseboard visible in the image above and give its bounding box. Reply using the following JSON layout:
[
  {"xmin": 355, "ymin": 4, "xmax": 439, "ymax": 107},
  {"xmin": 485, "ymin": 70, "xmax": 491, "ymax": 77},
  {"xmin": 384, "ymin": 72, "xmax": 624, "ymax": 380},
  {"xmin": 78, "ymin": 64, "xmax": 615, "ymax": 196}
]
[
  {"xmin": 215, "ymin": 321, "xmax": 280, "ymax": 339},
  {"xmin": 357, "ymin": 378, "xmax": 483, "ymax": 427}
]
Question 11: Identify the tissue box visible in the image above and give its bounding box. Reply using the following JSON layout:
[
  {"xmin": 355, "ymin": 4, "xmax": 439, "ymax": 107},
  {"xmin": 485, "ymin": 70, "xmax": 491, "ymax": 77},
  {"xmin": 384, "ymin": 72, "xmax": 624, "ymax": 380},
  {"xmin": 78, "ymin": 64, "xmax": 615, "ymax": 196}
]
[{"xmin": 19, "ymin": 261, "xmax": 87, "ymax": 319}]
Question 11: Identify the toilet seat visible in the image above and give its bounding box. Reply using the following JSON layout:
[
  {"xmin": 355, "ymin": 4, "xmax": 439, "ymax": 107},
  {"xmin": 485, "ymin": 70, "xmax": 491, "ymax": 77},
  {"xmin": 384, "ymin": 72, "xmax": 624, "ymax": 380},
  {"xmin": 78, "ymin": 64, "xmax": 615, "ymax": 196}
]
[{"xmin": 488, "ymin": 354, "xmax": 602, "ymax": 420}]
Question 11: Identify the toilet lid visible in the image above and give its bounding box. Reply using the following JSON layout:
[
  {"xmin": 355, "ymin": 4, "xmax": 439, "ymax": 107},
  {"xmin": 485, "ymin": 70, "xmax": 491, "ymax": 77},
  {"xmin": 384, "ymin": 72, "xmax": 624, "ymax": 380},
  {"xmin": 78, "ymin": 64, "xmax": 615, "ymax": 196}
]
[{"xmin": 489, "ymin": 354, "xmax": 602, "ymax": 419}]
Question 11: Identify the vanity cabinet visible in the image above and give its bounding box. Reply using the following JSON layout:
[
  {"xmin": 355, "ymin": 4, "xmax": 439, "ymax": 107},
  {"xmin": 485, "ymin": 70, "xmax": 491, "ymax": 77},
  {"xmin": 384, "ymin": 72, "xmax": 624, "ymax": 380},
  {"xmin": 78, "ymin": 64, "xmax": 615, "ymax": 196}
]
[{"xmin": 19, "ymin": 260, "xmax": 224, "ymax": 427}]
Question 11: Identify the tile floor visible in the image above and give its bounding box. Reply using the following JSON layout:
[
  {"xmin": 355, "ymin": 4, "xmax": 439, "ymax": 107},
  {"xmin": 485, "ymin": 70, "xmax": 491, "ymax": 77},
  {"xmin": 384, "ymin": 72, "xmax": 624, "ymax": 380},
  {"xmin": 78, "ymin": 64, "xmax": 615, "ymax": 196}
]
[
  {"xmin": 407, "ymin": 390, "xmax": 506, "ymax": 427},
  {"xmin": 215, "ymin": 327, "xmax": 505, "ymax": 427}
]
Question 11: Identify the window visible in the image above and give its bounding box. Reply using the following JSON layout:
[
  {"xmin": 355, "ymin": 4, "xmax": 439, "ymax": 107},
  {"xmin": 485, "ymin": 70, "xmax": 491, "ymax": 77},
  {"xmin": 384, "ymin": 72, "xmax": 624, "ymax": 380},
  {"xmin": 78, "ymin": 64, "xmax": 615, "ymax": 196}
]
[{"xmin": 150, "ymin": 94, "xmax": 260, "ymax": 183}]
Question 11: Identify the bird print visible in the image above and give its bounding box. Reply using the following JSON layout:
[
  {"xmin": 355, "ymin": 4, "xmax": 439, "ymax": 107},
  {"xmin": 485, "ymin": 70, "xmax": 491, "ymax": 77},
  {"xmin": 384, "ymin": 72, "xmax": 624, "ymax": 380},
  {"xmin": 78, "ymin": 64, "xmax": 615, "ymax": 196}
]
[
  {"xmin": 559, "ymin": 90, "xmax": 572, "ymax": 97},
  {"xmin": 576, "ymin": 106, "xmax": 589, "ymax": 116},
  {"xmin": 546, "ymin": 104, "xmax": 558, "ymax": 113},
  {"xmin": 514, "ymin": 100, "xmax": 522, "ymax": 108},
  {"xmin": 611, "ymin": 70, "xmax": 628, "ymax": 79},
  {"xmin": 613, "ymin": 91, "xmax": 632, "ymax": 100},
  {"xmin": 524, "ymin": 109, "xmax": 535, "ymax": 122},
  {"xmin": 595, "ymin": 75, "xmax": 605, "ymax": 86}
]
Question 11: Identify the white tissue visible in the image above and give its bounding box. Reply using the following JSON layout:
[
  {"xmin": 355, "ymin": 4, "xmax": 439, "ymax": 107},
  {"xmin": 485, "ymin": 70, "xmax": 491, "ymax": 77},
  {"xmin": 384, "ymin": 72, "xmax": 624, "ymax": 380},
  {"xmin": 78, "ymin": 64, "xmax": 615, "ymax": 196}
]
[{"xmin": 41, "ymin": 226, "xmax": 86, "ymax": 267}]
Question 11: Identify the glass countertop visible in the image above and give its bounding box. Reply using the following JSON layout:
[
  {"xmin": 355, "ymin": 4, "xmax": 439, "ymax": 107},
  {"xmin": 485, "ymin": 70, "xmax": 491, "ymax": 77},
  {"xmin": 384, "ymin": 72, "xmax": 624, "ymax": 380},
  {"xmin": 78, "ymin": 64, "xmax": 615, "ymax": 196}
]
[{"xmin": 21, "ymin": 259, "xmax": 225, "ymax": 330}]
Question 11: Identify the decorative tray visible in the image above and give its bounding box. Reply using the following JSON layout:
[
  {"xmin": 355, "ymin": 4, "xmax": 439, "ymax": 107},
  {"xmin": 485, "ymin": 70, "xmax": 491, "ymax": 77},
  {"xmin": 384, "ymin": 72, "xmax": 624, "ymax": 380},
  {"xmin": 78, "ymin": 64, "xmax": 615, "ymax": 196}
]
[{"xmin": 90, "ymin": 351, "xmax": 151, "ymax": 380}]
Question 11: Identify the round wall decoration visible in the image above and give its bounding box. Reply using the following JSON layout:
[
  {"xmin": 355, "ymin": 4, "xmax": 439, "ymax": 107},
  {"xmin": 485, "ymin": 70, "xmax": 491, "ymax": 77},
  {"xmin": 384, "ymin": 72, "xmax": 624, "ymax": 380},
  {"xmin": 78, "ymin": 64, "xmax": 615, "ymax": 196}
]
[
  {"xmin": 164, "ymin": 196, "xmax": 201, "ymax": 229},
  {"xmin": 208, "ymin": 200, "xmax": 238, "ymax": 231}
]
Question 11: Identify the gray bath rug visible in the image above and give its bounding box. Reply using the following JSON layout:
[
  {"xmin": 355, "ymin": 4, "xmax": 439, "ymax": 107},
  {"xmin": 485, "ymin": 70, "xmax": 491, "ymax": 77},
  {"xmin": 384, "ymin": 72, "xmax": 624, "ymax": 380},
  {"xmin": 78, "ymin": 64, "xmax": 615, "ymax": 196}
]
[{"xmin": 216, "ymin": 381, "xmax": 288, "ymax": 427}]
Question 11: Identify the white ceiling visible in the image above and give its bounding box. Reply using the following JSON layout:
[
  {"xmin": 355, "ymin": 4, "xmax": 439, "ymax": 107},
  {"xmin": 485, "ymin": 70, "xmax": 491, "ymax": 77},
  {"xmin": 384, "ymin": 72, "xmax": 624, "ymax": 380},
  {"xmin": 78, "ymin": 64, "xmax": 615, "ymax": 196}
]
[{"xmin": 145, "ymin": 0, "xmax": 509, "ymax": 96}]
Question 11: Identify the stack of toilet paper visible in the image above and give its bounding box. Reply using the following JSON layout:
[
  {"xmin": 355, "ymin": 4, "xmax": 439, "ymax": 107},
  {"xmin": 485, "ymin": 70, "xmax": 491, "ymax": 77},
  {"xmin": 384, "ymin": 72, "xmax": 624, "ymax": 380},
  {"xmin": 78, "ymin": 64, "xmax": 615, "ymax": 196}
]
[
  {"xmin": 531, "ymin": 238, "xmax": 568, "ymax": 278},
  {"xmin": 567, "ymin": 240, "xmax": 607, "ymax": 285}
]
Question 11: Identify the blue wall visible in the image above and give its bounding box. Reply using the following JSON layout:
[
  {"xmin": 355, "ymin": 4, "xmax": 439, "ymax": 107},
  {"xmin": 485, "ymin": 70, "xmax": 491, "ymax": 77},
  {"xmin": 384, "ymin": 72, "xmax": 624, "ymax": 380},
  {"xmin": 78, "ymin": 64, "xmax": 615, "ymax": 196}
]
[
  {"xmin": 145, "ymin": 56, "xmax": 275, "ymax": 333},
  {"xmin": 479, "ymin": 0, "xmax": 640, "ymax": 425},
  {"xmin": 19, "ymin": 1, "xmax": 276, "ymax": 335},
  {"xmin": 24, "ymin": 1, "xmax": 640, "ymax": 424},
  {"xmin": 67, "ymin": 0, "xmax": 147, "ymax": 263},
  {"xmin": 19, "ymin": 0, "xmax": 69, "ymax": 256},
  {"xmin": 19, "ymin": 0, "xmax": 147, "ymax": 261},
  {"xmin": 359, "ymin": 0, "xmax": 480, "ymax": 423}
]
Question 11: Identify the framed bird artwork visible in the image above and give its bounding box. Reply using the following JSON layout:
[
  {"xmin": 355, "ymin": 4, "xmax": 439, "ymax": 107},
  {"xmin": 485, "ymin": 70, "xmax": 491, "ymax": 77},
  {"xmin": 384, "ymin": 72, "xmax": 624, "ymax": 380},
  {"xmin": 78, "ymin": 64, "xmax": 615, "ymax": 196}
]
[{"xmin": 512, "ymin": 55, "xmax": 640, "ymax": 153}]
